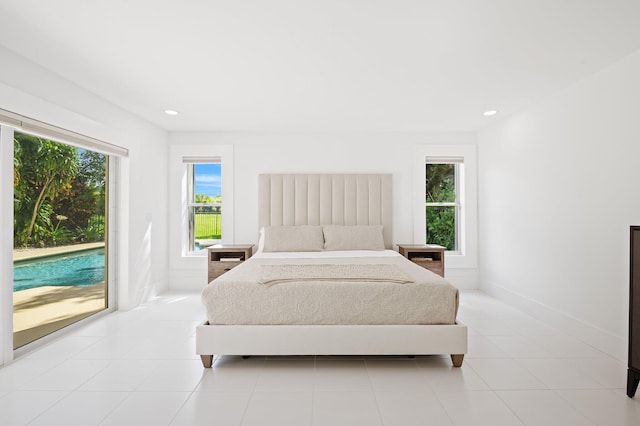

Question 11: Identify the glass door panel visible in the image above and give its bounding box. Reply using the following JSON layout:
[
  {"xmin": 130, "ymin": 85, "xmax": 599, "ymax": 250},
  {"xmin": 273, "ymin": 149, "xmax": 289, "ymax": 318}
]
[{"xmin": 12, "ymin": 132, "xmax": 108, "ymax": 348}]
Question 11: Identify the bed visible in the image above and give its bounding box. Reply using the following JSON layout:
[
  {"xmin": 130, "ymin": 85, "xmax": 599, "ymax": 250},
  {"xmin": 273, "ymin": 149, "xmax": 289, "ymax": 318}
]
[{"xmin": 196, "ymin": 174, "xmax": 467, "ymax": 367}]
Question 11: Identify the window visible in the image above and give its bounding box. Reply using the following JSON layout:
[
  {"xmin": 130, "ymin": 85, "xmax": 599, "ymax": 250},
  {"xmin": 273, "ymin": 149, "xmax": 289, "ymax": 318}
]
[
  {"xmin": 425, "ymin": 160, "xmax": 461, "ymax": 252},
  {"xmin": 413, "ymin": 144, "xmax": 477, "ymax": 269},
  {"xmin": 169, "ymin": 144, "xmax": 233, "ymax": 263},
  {"xmin": 186, "ymin": 162, "xmax": 222, "ymax": 252}
]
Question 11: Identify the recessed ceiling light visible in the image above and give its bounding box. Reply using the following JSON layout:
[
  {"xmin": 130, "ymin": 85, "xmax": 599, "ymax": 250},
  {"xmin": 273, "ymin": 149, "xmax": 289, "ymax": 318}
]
[
  {"xmin": 483, "ymin": 110, "xmax": 497, "ymax": 116},
  {"xmin": 164, "ymin": 109, "xmax": 179, "ymax": 115}
]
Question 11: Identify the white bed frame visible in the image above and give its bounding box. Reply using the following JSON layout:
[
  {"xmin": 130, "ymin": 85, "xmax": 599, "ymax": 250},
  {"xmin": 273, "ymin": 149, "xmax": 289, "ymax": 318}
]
[{"xmin": 196, "ymin": 174, "xmax": 467, "ymax": 367}]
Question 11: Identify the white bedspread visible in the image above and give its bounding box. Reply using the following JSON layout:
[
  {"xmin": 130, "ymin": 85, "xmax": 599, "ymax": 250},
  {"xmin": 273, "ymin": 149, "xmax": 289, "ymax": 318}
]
[{"xmin": 201, "ymin": 250, "xmax": 458, "ymax": 326}]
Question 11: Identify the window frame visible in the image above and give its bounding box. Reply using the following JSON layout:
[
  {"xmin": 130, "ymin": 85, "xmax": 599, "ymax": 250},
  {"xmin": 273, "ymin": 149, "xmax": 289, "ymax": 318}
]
[
  {"xmin": 413, "ymin": 144, "xmax": 477, "ymax": 269},
  {"xmin": 169, "ymin": 145, "xmax": 234, "ymax": 264},
  {"xmin": 425, "ymin": 161, "xmax": 462, "ymax": 253},
  {"xmin": 186, "ymin": 161, "xmax": 223, "ymax": 254}
]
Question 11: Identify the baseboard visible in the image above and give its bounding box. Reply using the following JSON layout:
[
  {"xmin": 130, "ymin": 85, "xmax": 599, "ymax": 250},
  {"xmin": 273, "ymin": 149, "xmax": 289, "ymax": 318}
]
[{"xmin": 483, "ymin": 281, "xmax": 626, "ymax": 362}]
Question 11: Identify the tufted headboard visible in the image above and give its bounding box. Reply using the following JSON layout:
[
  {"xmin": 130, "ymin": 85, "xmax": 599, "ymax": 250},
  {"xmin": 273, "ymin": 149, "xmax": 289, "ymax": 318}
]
[{"xmin": 258, "ymin": 174, "xmax": 393, "ymax": 248}]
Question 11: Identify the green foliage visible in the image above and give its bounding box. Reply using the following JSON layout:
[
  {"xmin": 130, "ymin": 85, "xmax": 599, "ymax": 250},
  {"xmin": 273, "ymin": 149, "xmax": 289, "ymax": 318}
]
[
  {"xmin": 32, "ymin": 202, "xmax": 54, "ymax": 245},
  {"xmin": 52, "ymin": 151, "xmax": 106, "ymax": 232},
  {"xmin": 13, "ymin": 134, "xmax": 106, "ymax": 248},
  {"xmin": 14, "ymin": 134, "xmax": 78, "ymax": 247},
  {"xmin": 49, "ymin": 215, "xmax": 72, "ymax": 246},
  {"xmin": 426, "ymin": 207, "xmax": 456, "ymax": 250},
  {"xmin": 78, "ymin": 215, "xmax": 105, "ymax": 242},
  {"xmin": 195, "ymin": 194, "xmax": 214, "ymax": 203},
  {"xmin": 426, "ymin": 164, "xmax": 455, "ymax": 202}
]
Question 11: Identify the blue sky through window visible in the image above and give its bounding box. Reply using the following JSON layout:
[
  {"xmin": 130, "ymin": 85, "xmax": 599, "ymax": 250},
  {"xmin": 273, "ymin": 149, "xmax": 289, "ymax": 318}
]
[{"xmin": 194, "ymin": 163, "xmax": 221, "ymax": 197}]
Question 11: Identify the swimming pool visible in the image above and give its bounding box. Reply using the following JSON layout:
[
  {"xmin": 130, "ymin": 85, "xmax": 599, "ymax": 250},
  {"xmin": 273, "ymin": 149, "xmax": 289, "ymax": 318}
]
[{"xmin": 13, "ymin": 248, "xmax": 105, "ymax": 291}]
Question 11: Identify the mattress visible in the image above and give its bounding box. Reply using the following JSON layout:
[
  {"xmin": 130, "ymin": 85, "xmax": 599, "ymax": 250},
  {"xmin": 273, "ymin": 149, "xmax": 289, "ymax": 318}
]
[{"xmin": 201, "ymin": 250, "xmax": 459, "ymax": 326}]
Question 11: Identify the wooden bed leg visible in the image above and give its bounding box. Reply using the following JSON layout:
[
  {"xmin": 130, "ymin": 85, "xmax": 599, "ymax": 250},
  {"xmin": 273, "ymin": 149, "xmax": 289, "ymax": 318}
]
[
  {"xmin": 200, "ymin": 355, "xmax": 213, "ymax": 368},
  {"xmin": 450, "ymin": 354, "xmax": 464, "ymax": 368}
]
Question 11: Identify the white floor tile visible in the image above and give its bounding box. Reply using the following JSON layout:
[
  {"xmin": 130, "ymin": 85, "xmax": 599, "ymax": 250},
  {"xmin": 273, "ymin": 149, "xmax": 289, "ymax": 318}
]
[
  {"xmin": 0, "ymin": 358, "xmax": 62, "ymax": 397},
  {"xmin": 436, "ymin": 390, "xmax": 525, "ymax": 426},
  {"xmin": 136, "ymin": 359, "xmax": 207, "ymax": 391},
  {"xmin": 466, "ymin": 335, "xmax": 511, "ymax": 358},
  {"xmin": 18, "ymin": 359, "xmax": 110, "ymax": 391},
  {"xmin": 68, "ymin": 314, "xmax": 119, "ymax": 337},
  {"xmin": 241, "ymin": 391, "xmax": 312, "ymax": 426},
  {"xmin": 314, "ymin": 359, "xmax": 371, "ymax": 391},
  {"xmin": 170, "ymin": 391, "xmax": 251, "ymax": 426},
  {"xmin": 496, "ymin": 390, "xmax": 595, "ymax": 426},
  {"xmin": 574, "ymin": 357, "xmax": 627, "ymax": 389},
  {"xmin": 365, "ymin": 359, "xmax": 431, "ymax": 391},
  {"xmin": 253, "ymin": 359, "xmax": 315, "ymax": 391},
  {"xmin": 72, "ymin": 334, "xmax": 147, "ymax": 359},
  {"xmin": 418, "ymin": 363, "xmax": 490, "ymax": 391},
  {"xmin": 0, "ymin": 390, "xmax": 68, "ymax": 425},
  {"xmin": 78, "ymin": 359, "xmax": 165, "ymax": 391},
  {"xmin": 1, "ymin": 290, "xmax": 638, "ymax": 425},
  {"xmin": 375, "ymin": 391, "xmax": 454, "ymax": 426},
  {"xmin": 519, "ymin": 358, "xmax": 604, "ymax": 389},
  {"xmin": 486, "ymin": 335, "xmax": 553, "ymax": 358},
  {"xmin": 465, "ymin": 358, "xmax": 547, "ymax": 390},
  {"xmin": 312, "ymin": 391, "xmax": 383, "ymax": 426},
  {"xmin": 526, "ymin": 335, "xmax": 607, "ymax": 358},
  {"xmin": 29, "ymin": 390, "xmax": 128, "ymax": 426},
  {"xmin": 508, "ymin": 317, "xmax": 564, "ymax": 337},
  {"xmin": 196, "ymin": 358, "xmax": 263, "ymax": 392},
  {"xmin": 26, "ymin": 336, "xmax": 102, "ymax": 360},
  {"xmin": 120, "ymin": 335, "xmax": 199, "ymax": 360},
  {"xmin": 99, "ymin": 391, "xmax": 191, "ymax": 426},
  {"xmin": 557, "ymin": 389, "xmax": 640, "ymax": 426}
]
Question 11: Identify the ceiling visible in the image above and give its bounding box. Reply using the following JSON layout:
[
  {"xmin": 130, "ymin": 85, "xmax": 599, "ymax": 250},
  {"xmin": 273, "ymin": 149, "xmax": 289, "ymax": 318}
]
[{"xmin": 1, "ymin": 0, "xmax": 640, "ymax": 133}]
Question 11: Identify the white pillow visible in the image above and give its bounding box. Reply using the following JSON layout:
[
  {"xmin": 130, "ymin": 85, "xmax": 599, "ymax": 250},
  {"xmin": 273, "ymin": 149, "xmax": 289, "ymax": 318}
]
[
  {"xmin": 262, "ymin": 225, "xmax": 324, "ymax": 252},
  {"xmin": 323, "ymin": 225, "xmax": 385, "ymax": 251}
]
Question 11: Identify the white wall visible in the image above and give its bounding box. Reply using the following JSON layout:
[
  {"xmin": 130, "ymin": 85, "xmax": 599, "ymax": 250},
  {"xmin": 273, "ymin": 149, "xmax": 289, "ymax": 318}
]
[
  {"xmin": 478, "ymin": 48, "xmax": 640, "ymax": 360},
  {"xmin": 0, "ymin": 46, "xmax": 169, "ymax": 310},
  {"xmin": 168, "ymin": 131, "xmax": 478, "ymax": 290}
]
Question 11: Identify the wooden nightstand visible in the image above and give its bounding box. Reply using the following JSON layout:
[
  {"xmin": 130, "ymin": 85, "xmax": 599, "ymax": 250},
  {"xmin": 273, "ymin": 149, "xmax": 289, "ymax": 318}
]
[
  {"xmin": 207, "ymin": 244, "xmax": 254, "ymax": 283},
  {"xmin": 397, "ymin": 244, "xmax": 446, "ymax": 277}
]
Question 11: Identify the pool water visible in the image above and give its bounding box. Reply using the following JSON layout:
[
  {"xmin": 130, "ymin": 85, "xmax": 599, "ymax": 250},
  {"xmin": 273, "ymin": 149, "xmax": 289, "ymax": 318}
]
[{"xmin": 13, "ymin": 248, "xmax": 105, "ymax": 291}]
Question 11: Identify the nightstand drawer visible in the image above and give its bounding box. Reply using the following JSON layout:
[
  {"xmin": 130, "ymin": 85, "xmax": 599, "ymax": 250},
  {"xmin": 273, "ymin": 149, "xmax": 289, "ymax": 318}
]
[
  {"xmin": 411, "ymin": 258, "xmax": 444, "ymax": 276},
  {"xmin": 208, "ymin": 261, "xmax": 242, "ymax": 280}
]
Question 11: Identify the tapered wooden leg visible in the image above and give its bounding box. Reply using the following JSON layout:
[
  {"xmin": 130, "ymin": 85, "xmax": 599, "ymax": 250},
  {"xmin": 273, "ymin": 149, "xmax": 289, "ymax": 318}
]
[
  {"xmin": 450, "ymin": 354, "xmax": 464, "ymax": 368},
  {"xmin": 200, "ymin": 354, "xmax": 213, "ymax": 368},
  {"xmin": 628, "ymin": 369, "xmax": 640, "ymax": 398}
]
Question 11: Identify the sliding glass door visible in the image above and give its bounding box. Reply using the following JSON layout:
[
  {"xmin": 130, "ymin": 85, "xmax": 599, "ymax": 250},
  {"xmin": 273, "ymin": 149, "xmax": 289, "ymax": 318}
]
[{"xmin": 12, "ymin": 132, "xmax": 108, "ymax": 348}]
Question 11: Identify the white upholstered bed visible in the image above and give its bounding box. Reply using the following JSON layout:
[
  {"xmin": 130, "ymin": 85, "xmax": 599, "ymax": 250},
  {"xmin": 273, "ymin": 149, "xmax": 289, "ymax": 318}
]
[{"xmin": 196, "ymin": 174, "xmax": 467, "ymax": 367}]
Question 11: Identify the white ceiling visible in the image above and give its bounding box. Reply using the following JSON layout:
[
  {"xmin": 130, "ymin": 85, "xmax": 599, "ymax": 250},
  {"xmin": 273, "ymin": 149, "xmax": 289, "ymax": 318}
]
[{"xmin": 1, "ymin": 0, "xmax": 640, "ymax": 133}]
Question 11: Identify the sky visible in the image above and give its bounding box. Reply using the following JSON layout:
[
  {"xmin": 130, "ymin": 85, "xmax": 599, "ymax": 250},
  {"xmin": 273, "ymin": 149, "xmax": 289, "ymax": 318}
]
[{"xmin": 194, "ymin": 163, "xmax": 221, "ymax": 197}]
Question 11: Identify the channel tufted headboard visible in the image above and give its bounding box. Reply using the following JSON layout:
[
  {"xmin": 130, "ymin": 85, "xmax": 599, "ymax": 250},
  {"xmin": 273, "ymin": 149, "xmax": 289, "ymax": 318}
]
[{"xmin": 258, "ymin": 174, "xmax": 393, "ymax": 248}]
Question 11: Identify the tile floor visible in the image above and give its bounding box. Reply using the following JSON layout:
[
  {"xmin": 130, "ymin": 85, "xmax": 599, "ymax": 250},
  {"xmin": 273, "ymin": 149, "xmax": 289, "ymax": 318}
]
[{"xmin": 0, "ymin": 291, "xmax": 639, "ymax": 425}]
